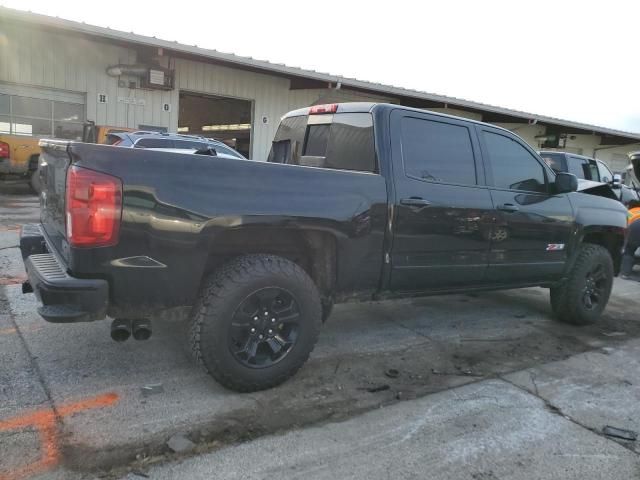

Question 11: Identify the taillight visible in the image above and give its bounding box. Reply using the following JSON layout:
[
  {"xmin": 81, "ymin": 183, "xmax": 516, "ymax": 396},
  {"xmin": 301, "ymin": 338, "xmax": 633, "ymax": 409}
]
[
  {"xmin": 0, "ymin": 141, "xmax": 9, "ymax": 158},
  {"xmin": 309, "ymin": 104, "xmax": 338, "ymax": 115},
  {"xmin": 65, "ymin": 166, "xmax": 122, "ymax": 247}
]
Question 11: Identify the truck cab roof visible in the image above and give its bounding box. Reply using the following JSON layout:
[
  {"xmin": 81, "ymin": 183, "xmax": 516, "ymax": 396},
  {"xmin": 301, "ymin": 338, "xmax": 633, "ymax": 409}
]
[{"xmin": 282, "ymin": 102, "xmax": 516, "ymax": 136}]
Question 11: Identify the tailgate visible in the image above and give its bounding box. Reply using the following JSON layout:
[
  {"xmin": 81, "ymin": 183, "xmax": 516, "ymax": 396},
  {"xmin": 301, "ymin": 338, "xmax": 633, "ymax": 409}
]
[{"xmin": 38, "ymin": 140, "xmax": 72, "ymax": 261}]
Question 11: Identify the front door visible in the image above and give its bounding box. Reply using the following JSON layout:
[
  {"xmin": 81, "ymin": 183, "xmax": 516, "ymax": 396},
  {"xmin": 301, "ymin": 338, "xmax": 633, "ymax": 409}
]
[
  {"xmin": 389, "ymin": 111, "xmax": 494, "ymax": 292},
  {"xmin": 478, "ymin": 127, "xmax": 574, "ymax": 283}
]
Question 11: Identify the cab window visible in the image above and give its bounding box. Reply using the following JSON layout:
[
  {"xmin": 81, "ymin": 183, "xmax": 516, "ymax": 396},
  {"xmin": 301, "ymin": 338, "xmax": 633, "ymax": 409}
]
[{"xmin": 482, "ymin": 131, "xmax": 547, "ymax": 193}]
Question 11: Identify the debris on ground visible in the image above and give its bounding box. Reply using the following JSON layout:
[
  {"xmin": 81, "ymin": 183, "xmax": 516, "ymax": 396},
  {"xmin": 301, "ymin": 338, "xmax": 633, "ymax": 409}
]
[
  {"xmin": 141, "ymin": 383, "xmax": 164, "ymax": 397},
  {"xmin": 385, "ymin": 368, "xmax": 400, "ymax": 379},
  {"xmin": 167, "ymin": 433, "xmax": 196, "ymax": 453},
  {"xmin": 362, "ymin": 384, "xmax": 390, "ymax": 393},
  {"xmin": 602, "ymin": 425, "xmax": 638, "ymax": 441},
  {"xmin": 431, "ymin": 368, "xmax": 483, "ymax": 377},
  {"xmin": 602, "ymin": 331, "xmax": 627, "ymax": 337}
]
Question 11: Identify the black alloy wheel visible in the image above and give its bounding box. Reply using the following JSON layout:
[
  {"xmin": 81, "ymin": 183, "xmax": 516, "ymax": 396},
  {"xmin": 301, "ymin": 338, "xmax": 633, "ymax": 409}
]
[{"xmin": 230, "ymin": 287, "xmax": 300, "ymax": 368}]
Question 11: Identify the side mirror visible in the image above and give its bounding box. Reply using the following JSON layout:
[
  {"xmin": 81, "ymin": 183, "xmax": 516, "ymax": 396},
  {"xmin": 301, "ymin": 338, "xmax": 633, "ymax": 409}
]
[
  {"xmin": 555, "ymin": 172, "xmax": 578, "ymax": 194},
  {"xmin": 612, "ymin": 173, "xmax": 622, "ymax": 187}
]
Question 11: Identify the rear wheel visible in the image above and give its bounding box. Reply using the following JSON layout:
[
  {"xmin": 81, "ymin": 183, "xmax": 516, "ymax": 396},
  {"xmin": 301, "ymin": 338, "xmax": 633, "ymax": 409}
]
[
  {"xmin": 550, "ymin": 244, "xmax": 613, "ymax": 325},
  {"xmin": 188, "ymin": 254, "xmax": 322, "ymax": 392}
]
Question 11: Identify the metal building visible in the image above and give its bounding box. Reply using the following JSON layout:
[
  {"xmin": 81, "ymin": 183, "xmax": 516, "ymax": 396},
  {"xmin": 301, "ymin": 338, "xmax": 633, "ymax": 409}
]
[{"xmin": 1, "ymin": 6, "xmax": 638, "ymax": 168}]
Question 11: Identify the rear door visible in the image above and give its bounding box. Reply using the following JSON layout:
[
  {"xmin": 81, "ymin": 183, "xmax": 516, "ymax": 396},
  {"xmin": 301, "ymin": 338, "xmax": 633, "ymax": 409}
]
[
  {"xmin": 479, "ymin": 127, "xmax": 574, "ymax": 283},
  {"xmin": 389, "ymin": 110, "xmax": 493, "ymax": 291}
]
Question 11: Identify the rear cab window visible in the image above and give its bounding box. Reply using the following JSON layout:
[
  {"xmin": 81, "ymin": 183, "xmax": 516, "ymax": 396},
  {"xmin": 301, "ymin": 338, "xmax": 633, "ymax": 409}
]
[{"xmin": 268, "ymin": 111, "xmax": 377, "ymax": 173}]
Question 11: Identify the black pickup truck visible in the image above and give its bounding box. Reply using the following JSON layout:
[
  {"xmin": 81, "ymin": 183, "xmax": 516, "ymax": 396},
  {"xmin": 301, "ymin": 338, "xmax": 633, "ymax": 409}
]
[{"xmin": 21, "ymin": 103, "xmax": 628, "ymax": 392}]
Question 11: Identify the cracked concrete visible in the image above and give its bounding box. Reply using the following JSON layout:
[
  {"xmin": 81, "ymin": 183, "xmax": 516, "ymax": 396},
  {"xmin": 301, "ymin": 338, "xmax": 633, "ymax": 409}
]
[{"xmin": 3, "ymin": 188, "xmax": 640, "ymax": 479}]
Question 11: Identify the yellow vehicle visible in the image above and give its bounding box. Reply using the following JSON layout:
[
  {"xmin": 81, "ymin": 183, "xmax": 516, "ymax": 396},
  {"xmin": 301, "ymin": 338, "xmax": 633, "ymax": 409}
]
[
  {"xmin": 82, "ymin": 121, "xmax": 135, "ymax": 145},
  {"xmin": 0, "ymin": 133, "xmax": 42, "ymax": 192},
  {"xmin": 0, "ymin": 122, "xmax": 135, "ymax": 193}
]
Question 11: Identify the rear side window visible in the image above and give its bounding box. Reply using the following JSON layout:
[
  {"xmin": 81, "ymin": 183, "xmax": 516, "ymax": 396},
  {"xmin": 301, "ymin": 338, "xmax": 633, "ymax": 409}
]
[
  {"xmin": 566, "ymin": 156, "xmax": 589, "ymax": 179},
  {"xmin": 174, "ymin": 140, "xmax": 208, "ymax": 150},
  {"xmin": 105, "ymin": 134, "xmax": 123, "ymax": 145},
  {"xmin": 135, "ymin": 138, "xmax": 174, "ymax": 148},
  {"xmin": 400, "ymin": 117, "xmax": 476, "ymax": 185},
  {"xmin": 540, "ymin": 153, "xmax": 565, "ymax": 173},
  {"xmin": 482, "ymin": 131, "xmax": 547, "ymax": 193},
  {"xmin": 269, "ymin": 113, "xmax": 376, "ymax": 173}
]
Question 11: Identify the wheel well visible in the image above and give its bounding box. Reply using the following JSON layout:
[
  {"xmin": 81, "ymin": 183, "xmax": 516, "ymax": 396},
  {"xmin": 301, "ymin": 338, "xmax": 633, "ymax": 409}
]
[
  {"xmin": 582, "ymin": 231, "xmax": 623, "ymax": 275},
  {"xmin": 203, "ymin": 228, "xmax": 337, "ymax": 296},
  {"xmin": 28, "ymin": 154, "xmax": 39, "ymax": 172}
]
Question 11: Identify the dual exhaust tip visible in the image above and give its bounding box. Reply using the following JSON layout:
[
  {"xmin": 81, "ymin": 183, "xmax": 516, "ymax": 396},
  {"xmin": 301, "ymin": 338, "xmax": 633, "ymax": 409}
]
[{"xmin": 111, "ymin": 318, "xmax": 152, "ymax": 342}]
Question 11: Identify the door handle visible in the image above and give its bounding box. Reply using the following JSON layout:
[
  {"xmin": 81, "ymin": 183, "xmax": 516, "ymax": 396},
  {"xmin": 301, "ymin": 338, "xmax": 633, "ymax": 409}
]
[
  {"xmin": 497, "ymin": 203, "xmax": 519, "ymax": 213},
  {"xmin": 400, "ymin": 197, "xmax": 431, "ymax": 207}
]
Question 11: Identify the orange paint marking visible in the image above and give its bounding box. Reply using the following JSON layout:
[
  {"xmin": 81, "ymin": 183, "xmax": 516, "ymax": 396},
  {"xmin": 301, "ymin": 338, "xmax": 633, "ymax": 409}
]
[
  {"xmin": 0, "ymin": 325, "xmax": 42, "ymax": 336},
  {"xmin": 0, "ymin": 276, "xmax": 27, "ymax": 286},
  {"xmin": 0, "ymin": 392, "xmax": 119, "ymax": 480}
]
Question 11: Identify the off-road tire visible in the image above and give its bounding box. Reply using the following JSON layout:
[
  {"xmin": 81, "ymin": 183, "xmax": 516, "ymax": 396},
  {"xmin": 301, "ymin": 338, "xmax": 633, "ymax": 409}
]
[
  {"xmin": 550, "ymin": 244, "xmax": 613, "ymax": 325},
  {"xmin": 188, "ymin": 254, "xmax": 322, "ymax": 392}
]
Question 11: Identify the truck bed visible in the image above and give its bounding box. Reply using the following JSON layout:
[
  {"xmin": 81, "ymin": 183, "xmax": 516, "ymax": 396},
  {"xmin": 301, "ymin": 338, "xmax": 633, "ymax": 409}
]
[{"xmin": 37, "ymin": 141, "xmax": 389, "ymax": 317}]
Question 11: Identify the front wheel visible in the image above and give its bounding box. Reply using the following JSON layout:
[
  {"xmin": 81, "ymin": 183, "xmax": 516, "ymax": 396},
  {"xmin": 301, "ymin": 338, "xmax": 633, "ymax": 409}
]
[
  {"xmin": 188, "ymin": 254, "xmax": 322, "ymax": 392},
  {"xmin": 550, "ymin": 244, "xmax": 614, "ymax": 325}
]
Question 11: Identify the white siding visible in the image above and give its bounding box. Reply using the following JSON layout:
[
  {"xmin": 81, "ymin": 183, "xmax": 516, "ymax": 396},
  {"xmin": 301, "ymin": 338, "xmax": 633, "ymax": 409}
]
[{"xmin": 1, "ymin": 21, "xmax": 637, "ymax": 165}]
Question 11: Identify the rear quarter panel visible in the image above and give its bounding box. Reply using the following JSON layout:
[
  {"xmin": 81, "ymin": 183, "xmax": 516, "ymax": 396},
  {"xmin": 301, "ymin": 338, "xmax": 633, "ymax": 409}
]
[{"xmin": 64, "ymin": 143, "xmax": 388, "ymax": 314}]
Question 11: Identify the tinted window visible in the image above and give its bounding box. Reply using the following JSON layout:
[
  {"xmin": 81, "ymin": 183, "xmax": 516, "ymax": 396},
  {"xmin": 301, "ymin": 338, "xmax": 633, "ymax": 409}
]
[
  {"xmin": 269, "ymin": 113, "xmax": 376, "ymax": 173},
  {"xmin": 540, "ymin": 153, "xmax": 565, "ymax": 173},
  {"xmin": 324, "ymin": 113, "xmax": 376, "ymax": 172},
  {"xmin": 566, "ymin": 157, "xmax": 589, "ymax": 179},
  {"xmin": 401, "ymin": 117, "xmax": 476, "ymax": 185},
  {"xmin": 483, "ymin": 131, "xmax": 546, "ymax": 193},
  {"xmin": 174, "ymin": 140, "xmax": 208, "ymax": 150},
  {"xmin": 269, "ymin": 115, "xmax": 307, "ymax": 164},
  {"xmin": 304, "ymin": 124, "xmax": 330, "ymax": 157},
  {"xmin": 135, "ymin": 138, "xmax": 174, "ymax": 148}
]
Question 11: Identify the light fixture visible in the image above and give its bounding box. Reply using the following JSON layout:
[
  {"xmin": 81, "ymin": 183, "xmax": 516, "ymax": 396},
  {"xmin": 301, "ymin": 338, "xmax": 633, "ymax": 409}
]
[
  {"xmin": 177, "ymin": 127, "xmax": 189, "ymax": 132},
  {"xmin": 201, "ymin": 123, "xmax": 251, "ymax": 131}
]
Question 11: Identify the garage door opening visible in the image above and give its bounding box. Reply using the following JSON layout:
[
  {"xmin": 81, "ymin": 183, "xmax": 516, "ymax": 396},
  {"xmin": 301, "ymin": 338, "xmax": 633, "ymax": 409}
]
[{"xmin": 178, "ymin": 92, "xmax": 252, "ymax": 158}]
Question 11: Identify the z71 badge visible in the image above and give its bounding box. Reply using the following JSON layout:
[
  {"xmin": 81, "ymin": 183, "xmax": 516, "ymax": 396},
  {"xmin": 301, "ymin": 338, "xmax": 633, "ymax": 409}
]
[{"xmin": 546, "ymin": 244, "xmax": 565, "ymax": 251}]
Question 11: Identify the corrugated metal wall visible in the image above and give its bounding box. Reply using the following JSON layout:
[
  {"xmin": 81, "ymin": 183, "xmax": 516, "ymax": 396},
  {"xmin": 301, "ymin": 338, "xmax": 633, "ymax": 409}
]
[
  {"xmin": 0, "ymin": 22, "xmax": 395, "ymax": 159},
  {"xmin": 1, "ymin": 21, "xmax": 635, "ymax": 166}
]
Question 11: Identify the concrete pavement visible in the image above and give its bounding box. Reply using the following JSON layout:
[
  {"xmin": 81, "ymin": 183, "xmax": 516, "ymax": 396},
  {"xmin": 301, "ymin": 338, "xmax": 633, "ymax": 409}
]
[
  {"xmin": 2, "ymin": 188, "xmax": 640, "ymax": 480},
  {"xmin": 123, "ymin": 372, "xmax": 640, "ymax": 480}
]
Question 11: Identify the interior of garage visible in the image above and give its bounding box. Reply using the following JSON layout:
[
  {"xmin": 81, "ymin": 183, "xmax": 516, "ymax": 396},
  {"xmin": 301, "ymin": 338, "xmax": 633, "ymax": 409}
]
[{"xmin": 178, "ymin": 92, "xmax": 252, "ymax": 158}]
